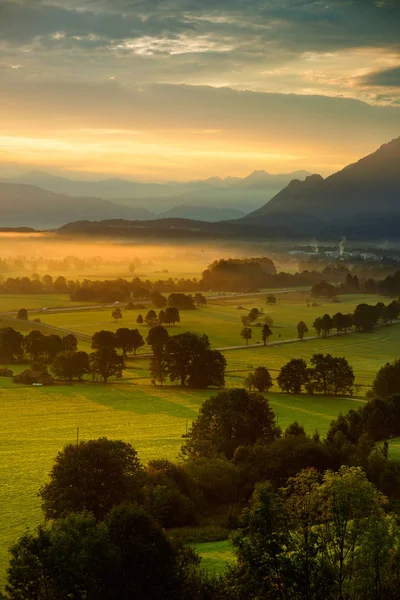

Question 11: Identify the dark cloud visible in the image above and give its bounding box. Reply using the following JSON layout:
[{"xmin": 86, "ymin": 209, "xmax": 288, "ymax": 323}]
[{"xmin": 362, "ymin": 66, "xmax": 400, "ymax": 87}]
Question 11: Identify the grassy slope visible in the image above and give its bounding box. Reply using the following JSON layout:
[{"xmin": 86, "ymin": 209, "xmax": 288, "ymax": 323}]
[{"xmin": 193, "ymin": 540, "xmax": 235, "ymax": 574}]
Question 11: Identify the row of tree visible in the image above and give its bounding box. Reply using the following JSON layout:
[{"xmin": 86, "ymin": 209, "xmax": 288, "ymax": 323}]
[
  {"xmin": 244, "ymin": 354, "xmax": 355, "ymax": 396},
  {"xmin": 0, "ymin": 327, "xmax": 78, "ymax": 364},
  {"xmin": 312, "ymin": 299, "xmax": 400, "ymax": 337}
]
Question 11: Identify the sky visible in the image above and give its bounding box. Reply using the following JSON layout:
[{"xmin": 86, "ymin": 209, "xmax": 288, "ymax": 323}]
[{"xmin": 0, "ymin": 0, "xmax": 399, "ymax": 181}]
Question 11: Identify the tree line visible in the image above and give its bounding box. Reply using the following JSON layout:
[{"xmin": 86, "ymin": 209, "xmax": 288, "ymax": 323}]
[{"xmin": 311, "ymin": 299, "xmax": 400, "ymax": 337}]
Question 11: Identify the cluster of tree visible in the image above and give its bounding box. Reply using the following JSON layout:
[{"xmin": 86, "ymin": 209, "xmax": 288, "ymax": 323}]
[
  {"xmin": 0, "ymin": 327, "xmax": 78, "ymax": 364},
  {"xmin": 5, "ymin": 384, "xmax": 400, "ymax": 599},
  {"xmin": 202, "ymin": 259, "xmax": 356, "ymax": 292},
  {"xmin": 312, "ymin": 300, "xmax": 400, "ymax": 337},
  {"xmin": 138, "ymin": 306, "xmax": 181, "ymax": 326},
  {"xmin": 149, "ymin": 330, "xmax": 226, "ymax": 389},
  {"xmin": 243, "ymin": 355, "xmax": 354, "ymax": 396}
]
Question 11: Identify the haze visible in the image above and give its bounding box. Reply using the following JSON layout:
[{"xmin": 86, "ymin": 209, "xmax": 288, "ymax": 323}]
[{"xmin": 1, "ymin": 0, "xmax": 400, "ymax": 181}]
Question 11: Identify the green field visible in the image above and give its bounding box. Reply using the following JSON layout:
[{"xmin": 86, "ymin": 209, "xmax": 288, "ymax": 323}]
[
  {"xmin": 193, "ymin": 540, "xmax": 235, "ymax": 574},
  {"xmin": 0, "ymin": 294, "xmax": 93, "ymax": 313},
  {"xmin": 1, "ymin": 290, "xmax": 400, "ymax": 586}
]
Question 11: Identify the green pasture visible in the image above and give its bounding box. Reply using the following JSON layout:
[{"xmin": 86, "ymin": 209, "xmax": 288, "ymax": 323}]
[
  {"xmin": 1, "ymin": 290, "xmax": 400, "ymax": 585},
  {"xmin": 193, "ymin": 540, "xmax": 235, "ymax": 574},
  {"xmin": 35, "ymin": 292, "xmax": 396, "ymax": 351},
  {"xmin": 0, "ymin": 293, "xmax": 90, "ymax": 313}
]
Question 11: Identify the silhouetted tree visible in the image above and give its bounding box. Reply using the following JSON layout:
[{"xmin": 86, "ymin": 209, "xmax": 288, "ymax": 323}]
[
  {"xmin": 89, "ymin": 348, "xmax": 125, "ymax": 383},
  {"xmin": 278, "ymin": 358, "xmax": 309, "ymax": 394},
  {"xmin": 241, "ymin": 326, "xmax": 252, "ymax": 346}
]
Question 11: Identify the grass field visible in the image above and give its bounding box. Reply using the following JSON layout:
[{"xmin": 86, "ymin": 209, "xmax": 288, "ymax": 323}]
[
  {"xmin": 1, "ymin": 290, "xmax": 400, "ymax": 586},
  {"xmin": 0, "ymin": 294, "xmax": 93, "ymax": 313},
  {"xmin": 193, "ymin": 540, "xmax": 235, "ymax": 574}
]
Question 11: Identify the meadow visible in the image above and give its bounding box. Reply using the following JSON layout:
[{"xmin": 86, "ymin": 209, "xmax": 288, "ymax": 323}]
[{"xmin": 1, "ymin": 288, "xmax": 400, "ymax": 584}]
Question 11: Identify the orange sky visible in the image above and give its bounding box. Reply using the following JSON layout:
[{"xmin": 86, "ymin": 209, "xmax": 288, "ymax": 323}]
[{"xmin": 0, "ymin": 0, "xmax": 399, "ymax": 180}]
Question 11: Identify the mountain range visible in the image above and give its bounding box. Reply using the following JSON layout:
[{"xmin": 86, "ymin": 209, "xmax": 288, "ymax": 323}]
[
  {"xmin": 1, "ymin": 137, "xmax": 399, "ymax": 237},
  {"xmin": 243, "ymin": 137, "xmax": 400, "ymax": 226},
  {"xmin": 3, "ymin": 169, "xmax": 311, "ymax": 214}
]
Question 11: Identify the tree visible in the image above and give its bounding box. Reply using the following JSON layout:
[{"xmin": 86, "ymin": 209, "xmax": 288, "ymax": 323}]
[
  {"xmin": 51, "ymin": 350, "xmax": 89, "ymax": 382},
  {"xmin": 22, "ymin": 330, "xmax": 47, "ymax": 362},
  {"xmin": 162, "ymin": 332, "xmax": 210, "ymax": 387},
  {"xmin": 145, "ymin": 309, "xmax": 158, "ymax": 325},
  {"xmin": 62, "ymin": 333, "xmax": 78, "ymax": 351},
  {"xmin": 151, "ymin": 291, "xmax": 167, "ymax": 308},
  {"xmin": 167, "ymin": 293, "xmax": 196, "ymax": 310},
  {"xmin": 320, "ymin": 313, "xmax": 333, "ymax": 338},
  {"xmin": 91, "ymin": 330, "xmax": 116, "ymax": 350},
  {"xmin": 39, "ymin": 438, "xmax": 143, "ymax": 521},
  {"xmin": 316, "ymin": 466, "xmax": 387, "ymax": 600},
  {"xmin": 373, "ymin": 359, "xmax": 400, "ymax": 399},
  {"xmin": 297, "ymin": 320, "xmax": 308, "ymax": 340},
  {"xmin": 248, "ymin": 308, "xmax": 261, "ymax": 322},
  {"xmin": 332, "ymin": 312, "xmax": 346, "ymax": 334},
  {"xmin": 112, "ymin": 307, "xmax": 123, "ymax": 323},
  {"xmin": 266, "ymin": 294, "xmax": 276, "ymax": 304},
  {"xmin": 147, "ymin": 325, "xmax": 170, "ymax": 355},
  {"xmin": 115, "ymin": 328, "xmax": 144, "ymax": 357},
  {"xmin": 150, "ymin": 354, "xmax": 168, "ymax": 386},
  {"xmin": 311, "ymin": 280, "xmax": 337, "ymax": 298},
  {"xmin": 193, "ymin": 293, "xmax": 207, "ymax": 307},
  {"xmin": 313, "ymin": 316, "xmax": 323, "ymax": 337},
  {"xmin": 241, "ymin": 326, "xmax": 252, "ymax": 346},
  {"xmin": 136, "ymin": 314, "xmax": 144, "ymax": 325},
  {"xmin": 187, "ymin": 349, "xmax": 226, "ymax": 389},
  {"xmin": 252, "ymin": 366, "xmax": 273, "ymax": 392},
  {"xmin": 308, "ymin": 353, "xmax": 354, "ymax": 396},
  {"xmin": 164, "ymin": 306, "xmax": 180, "ymax": 326},
  {"xmin": 89, "ymin": 348, "xmax": 125, "ymax": 383},
  {"xmin": 278, "ymin": 358, "xmax": 309, "ymax": 394},
  {"xmin": 181, "ymin": 388, "xmax": 280, "ymax": 459},
  {"xmin": 352, "ymin": 303, "xmax": 379, "ymax": 333},
  {"xmin": 4, "ymin": 505, "xmax": 195, "ymax": 600},
  {"xmin": 17, "ymin": 308, "xmax": 28, "ymax": 320},
  {"xmin": 261, "ymin": 323, "xmax": 272, "ymax": 346},
  {"xmin": 0, "ymin": 327, "xmax": 23, "ymax": 363}
]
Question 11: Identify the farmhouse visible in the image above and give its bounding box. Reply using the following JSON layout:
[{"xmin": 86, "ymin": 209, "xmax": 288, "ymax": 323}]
[{"xmin": 13, "ymin": 369, "xmax": 55, "ymax": 385}]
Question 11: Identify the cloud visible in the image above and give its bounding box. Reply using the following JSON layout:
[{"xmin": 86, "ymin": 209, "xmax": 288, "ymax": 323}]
[{"xmin": 361, "ymin": 66, "xmax": 400, "ymax": 87}]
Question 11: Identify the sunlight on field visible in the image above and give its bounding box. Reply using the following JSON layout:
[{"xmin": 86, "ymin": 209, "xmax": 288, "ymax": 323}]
[
  {"xmin": 194, "ymin": 540, "xmax": 235, "ymax": 574},
  {"xmin": 2, "ymin": 286, "xmax": 400, "ymax": 586}
]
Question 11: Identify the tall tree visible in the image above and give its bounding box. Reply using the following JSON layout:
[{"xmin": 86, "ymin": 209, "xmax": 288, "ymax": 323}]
[
  {"xmin": 278, "ymin": 358, "xmax": 309, "ymax": 394},
  {"xmin": 187, "ymin": 349, "xmax": 226, "ymax": 389},
  {"xmin": 181, "ymin": 388, "xmax": 280, "ymax": 459},
  {"xmin": 0, "ymin": 327, "xmax": 23, "ymax": 363},
  {"xmin": 115, "ymin": 328, "xmax": 144, "ymax": 357},
  {"xmin": 262, "ymin": 323, "xmax": 272, "ymax": 346},
  {"xmin": 112, "ymin": 307, "xmax": 123, "ymax": 323},
  {"xmin": 297, "ymin": 320, "xmax": 308, "ymax": 340},
  {"xmin": 91, "ymin": 330, "xmax": 116, "ymax": 350},
  {"xmin": 17, "ymin": 308, "xmax": 28, "ymax": 320},
  {"xmin": 146, "ymin": 325, "xmax": 169, "ymax": 355},
  {"xmin": 51, "ymin": 350, "xmax": 89, "ymax": 382},
  {"xmin": 39, "ymin": 438, "xmax": 143, "ymax": 521},
  {"xmin": 163, "ymin": 332, "xmax": 210, "ymax": 387},
  {"xmin": 62, "ymin": 333, "xmax": 78, "ymax": 352},
  {"xmin": 252, "ymin": 366, "xmax": 273, "ymax": 392},
  {"xmin": 89, "ymin": 348, "xmax": 125, "ymax": 383},
  {"xmin": 241, "ymin": 326, "xmax": 252, "ymax": 346}
]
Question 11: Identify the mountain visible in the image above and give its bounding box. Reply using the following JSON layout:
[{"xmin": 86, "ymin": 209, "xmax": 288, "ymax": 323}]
[
  {"xmin": 5, "ymin": 169, "xmax": 311, "ymax": 213},
  {"xmin": 243, "ymin": 137, "xmax": 400, "ymax": 224},
  {"xmin": 232, "ymin": 169, "xmax": 310, "ymax": 190},
  {"xmin": 159, "ymin": 205, "xmax": 245, "ymax": 221},
  {"xmin": 0, "ymin": 183, "xmax": 155, "ymax": 228}
]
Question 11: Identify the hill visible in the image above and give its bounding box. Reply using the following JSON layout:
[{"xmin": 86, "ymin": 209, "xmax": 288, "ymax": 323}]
[
  {"xmin": 0, "ymin": 183, "xmax": 155, "ymax": 228},
  {"xmin": 243, "ymin": 137, "xmax": 400, "ymax": 224}
]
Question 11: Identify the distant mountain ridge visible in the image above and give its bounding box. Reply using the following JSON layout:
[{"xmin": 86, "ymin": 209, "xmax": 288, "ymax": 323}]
[
  {"xmin": 4, "ymin": 169, "xmax": 311, "ymax": 213},
  {"xmin": 243, "ymin": 137, "xmax": 400, "ymax": 223},
  {"xmin": 0, "ymin": 183, "xmax": 155, "ymax": 228}
]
